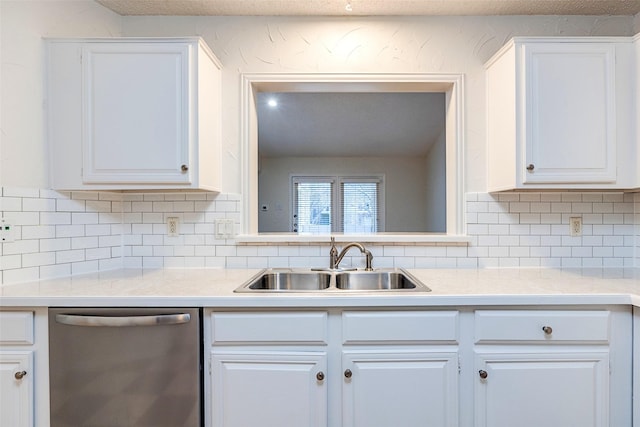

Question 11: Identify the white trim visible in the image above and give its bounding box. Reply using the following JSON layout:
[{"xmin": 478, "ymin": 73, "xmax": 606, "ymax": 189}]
[
  {"xmin": 235, "ymin": 233, "xmax": 472, "ymax": 244},
  {"xmin": 240, "ymin": 73, "xmax": 465, "ymax": 241}
]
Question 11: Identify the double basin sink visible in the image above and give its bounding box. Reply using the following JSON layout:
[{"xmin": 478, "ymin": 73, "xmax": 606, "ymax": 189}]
[{"xmin": 234, "ymin": 268, "xmax": 431, "ymax": 293}]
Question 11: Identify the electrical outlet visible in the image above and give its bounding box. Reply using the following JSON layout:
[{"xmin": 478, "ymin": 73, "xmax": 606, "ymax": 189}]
[
  {"xmin": 569, "ymin": 216, "xmax": 582, "ymax": 237},
  {"xmin": 215, "ymin": 219, "xmax": 234, "ymax": 239},
  {"xmin": 0, "ymin": 218, "xmax": 14, "ymax": 242},
  {"xmin": 167, "ymin": 217, "xmax": 179, "ymax": 237}
]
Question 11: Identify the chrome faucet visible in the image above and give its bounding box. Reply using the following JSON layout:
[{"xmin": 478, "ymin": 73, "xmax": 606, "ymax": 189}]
[{"xmin": 329, "ymin": 237, "xmax": 373, "ymax": 271}]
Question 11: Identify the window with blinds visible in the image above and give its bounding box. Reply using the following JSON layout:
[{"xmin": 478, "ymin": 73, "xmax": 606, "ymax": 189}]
[
  {"xmin": 340, "ymin": 179, "xmax": 380, "ymax": 233},
  {"xmin": 292, "ymin": 176, "xmax": 383, "ymax": 233},
  {"xmin": 292, "ymin": 179, "xmax": 333, "ymax": 233}
]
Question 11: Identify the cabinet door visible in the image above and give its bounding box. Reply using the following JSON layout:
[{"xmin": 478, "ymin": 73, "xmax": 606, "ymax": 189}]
[
  {"xmin": 82, "ymin": 42, "xmax": 191, "ymax": 184},
  {"xmin": 475, "ymin": 352, "xmax": 609, "ymax": 427},
  {"xmin": 0, "ymin": 351, "xmax": 33, "ymax": 427},
  {"xmin": 211, "ymin": 351, "xmax": 327, "ymax": 427},
  {"xmin": 523, "ymin": 42, "xmax": 616, "ymax": 184},
  {"xmin": 342, "ymin": 351, "xmax": 458, "ymax": 427}
]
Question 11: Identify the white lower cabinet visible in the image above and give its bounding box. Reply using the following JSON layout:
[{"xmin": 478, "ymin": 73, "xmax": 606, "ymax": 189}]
[
  {"xmin": 475, "ymin": 352, "xmax": 609, "ymax": 427},
  {"xmin": 342, "ymin": 351, "xmax": 458, "ymax": 427},
  {"xmin": 208, "ymin": 311, "xmax": 329, "ymax": 427},
  {"xmin": 0, "ymin": 351, "xmax": 33, "ymax": 427},
  {"xmin": 0, "ymin": 310, "xmax": 43, "ymax": 427},
  {"xmin": 473, "ymin": 309, "xmax": 631, "ymax": 427},
  {"xmin": 341, "ymin": 310, "xmax": 459, "ymax": 427},
  {"xmin": 211, "ymin": 351, "xmax": 327, "ymax": 427},
  {"xmin": 206, "ymin": 307, "xmax": 633, "ymax": 427},
  {"xmin": 207, "ymin": 309, "xmax": 460, "ymax": 427}
]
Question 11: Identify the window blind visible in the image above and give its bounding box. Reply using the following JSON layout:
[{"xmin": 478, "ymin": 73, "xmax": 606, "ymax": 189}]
[
  {"xmin": 293, "ymin": 181, "xmax": 332, "ymax": 233},
  {"xmin": 340, "ymin": 180, "xmax": 379, "ymax": 233}
]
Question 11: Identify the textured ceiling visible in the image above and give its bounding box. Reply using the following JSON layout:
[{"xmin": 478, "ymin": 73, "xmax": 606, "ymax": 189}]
[
  {"xmin": 95, "ymin": 0, "xmax": 640, "ymax": 16},
  {"xmin": 257, "ymin": 92, "xmax": 446, "ymax": 158}
]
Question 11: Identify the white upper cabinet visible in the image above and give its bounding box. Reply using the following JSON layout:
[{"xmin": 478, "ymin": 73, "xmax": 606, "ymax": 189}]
[
  {"xmin": 486, "ymin": 37, "xmax": 636, "ymax": 191},
  {"xmin": 47, "ymin": 38, "xmax": 222, "ymax": 191}
]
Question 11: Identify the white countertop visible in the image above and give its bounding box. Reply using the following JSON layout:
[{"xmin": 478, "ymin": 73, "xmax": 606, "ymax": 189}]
[{"xmin": 1, "ymin": 268, "xmax": 640, "ymax": 308}]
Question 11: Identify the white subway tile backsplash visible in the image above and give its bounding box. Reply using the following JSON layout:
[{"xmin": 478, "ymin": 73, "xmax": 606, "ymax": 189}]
[
  {"xmin": 3, "ymin": 187, "xmax": 40, "ymax": 197},
  {"xmin": 22, "ymin": 252, "xmax": 56, "ymax": 268},
  {"xmin": 0, "ymin": 197, "xmax": 22, "ymax": 211},
  {"xmin": 0, "ymin": 255, "xmax": 22, "ymax": 270},
  {"xmin": 41, "ymin": 212, "xmax": 71, "ymax": 225},
  {"xmin": 71, "ymin": 236, "xmax": 99, "ymax": 250},
  {"xmin": 1, "ymin": 189, "xmax": 639, "ymax": 285},
  {"xmin": 4, "ymin": 212, "xmax": 37, "ymax": 226},
  {"xmin": 3, "ymin": 240, "xmax": 39, "ymax": 256},
  {"xmin": 71, "ymin": 191, "xmax": 100, "ymax": 201},
  {"xmin": 21, "ymin": 225, "xmax": 56, "ymax": 240}
]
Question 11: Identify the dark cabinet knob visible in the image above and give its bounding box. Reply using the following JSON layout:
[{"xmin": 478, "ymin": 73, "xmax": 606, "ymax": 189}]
[
  {"xmin": 479, "ymin": 370, "xmax": 488, "ymax": 379},
  {"xmin": 344, "ymin": 369, "xmax": 352, "ymax": 379}
]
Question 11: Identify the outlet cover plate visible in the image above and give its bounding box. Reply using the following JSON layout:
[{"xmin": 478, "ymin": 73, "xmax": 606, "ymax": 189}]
[
  {"xmin": 167, "ymin": 217, "xmax": 179, "ymax": 237},
  {"xmin": 215, "ymin": 219, "xmax": 234, "ymax": 239},
  {"xmin": 0, "ymin": 218, "xmax": 14, "ymax": 242}
]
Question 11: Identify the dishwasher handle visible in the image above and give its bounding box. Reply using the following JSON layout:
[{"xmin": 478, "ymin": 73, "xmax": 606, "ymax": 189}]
[{"xmin": 55, "ymin": 313, "xmax": 191, "ymax": 327}]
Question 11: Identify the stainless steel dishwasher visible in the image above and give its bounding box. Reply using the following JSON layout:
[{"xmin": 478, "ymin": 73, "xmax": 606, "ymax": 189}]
[{"xmin": 48, "ymin": 307, "xmax": 202, "ymax": 427}]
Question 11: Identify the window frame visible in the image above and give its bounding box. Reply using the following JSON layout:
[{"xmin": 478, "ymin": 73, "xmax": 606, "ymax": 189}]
[
  {"xmin": 291, "ymin": 174, "xmax": 385, "ymax": 234},
  {"xmin": 238, "ymin": 73, "xmax": 469, "ymax": 244}
]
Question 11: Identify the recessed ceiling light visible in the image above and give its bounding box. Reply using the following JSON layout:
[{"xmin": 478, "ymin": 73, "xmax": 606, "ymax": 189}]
[{"xmin": 268, "ymin": 99, "xmax": 278, "ymax": 108}]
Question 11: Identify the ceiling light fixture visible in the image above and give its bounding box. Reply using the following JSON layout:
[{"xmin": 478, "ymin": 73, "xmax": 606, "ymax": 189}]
[{"xmin": 267, "ymin": 98, "xmax": 278, "ymax": 108}]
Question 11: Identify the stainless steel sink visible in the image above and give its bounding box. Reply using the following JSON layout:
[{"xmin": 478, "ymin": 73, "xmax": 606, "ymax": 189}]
[
  {"xmin": 234, "ymin": 269, "xmax": 430, "ymax": 292},
  {"xmin": 335, "ymin": 270, "xmax": 428, "ymax": 291},
  {"xmin": 235, "ymin": 270, "xmax": 331, "ymax": 292}
]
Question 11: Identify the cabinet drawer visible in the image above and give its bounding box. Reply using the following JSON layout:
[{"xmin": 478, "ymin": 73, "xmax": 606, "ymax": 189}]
[
  {"xmin": 475, "ymin": 310, "xmax": 610, "ymax": 343},
  {"xmin": 342, "ymin": 311, "xmax": 459, "ymax": 344},
  {"xmin": 211, "ymin": 312, "xmax": 328, "ymax": 344},
  {"xmin": 0, "ymin": 311, "xmax": 34, "ymax": 345}
]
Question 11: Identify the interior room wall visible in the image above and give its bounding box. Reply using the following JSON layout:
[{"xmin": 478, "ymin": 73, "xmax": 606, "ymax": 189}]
[
  {"xmin": 1, "ymin": 3, "xmax": 639, "ymax": 284},
  {"xmin": 258, "ymin": 156, "xmax": 428, "ymax": 232},
  {"xmin": 424, "ymin": 130, "xmax": 446, "ymax": 232},
  {"xmin": 121, "ymin": 15, "xmax": 635, "ymax": 195},
  {"xmin": 0, "ymin": 0, "xmax": 122, "ymax": 188}
]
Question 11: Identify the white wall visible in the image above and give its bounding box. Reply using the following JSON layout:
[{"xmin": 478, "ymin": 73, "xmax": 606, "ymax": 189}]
[
  {"xmin": 0, "ymin": 7, "xmax": 635, "ymax": 191},
  {"xmin": 1, "ymin": 4, "xmax": 639, "ymax": 284},
  {"xmin": 0, "ymin": 0, "xmax": 122, "ymax": 188},
  {"xmin": 258, "ymin": 156, "xmax": 428, "ymax": 232},
  {"xmin": 120, "ymin": 15, "xmax": 635, "ymax": 195},
  {"xmin": 424, "ymin": 130, "xmax": 446, "ymax": 232}
]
